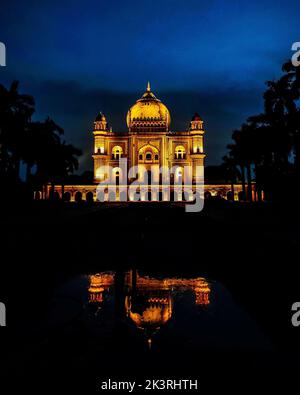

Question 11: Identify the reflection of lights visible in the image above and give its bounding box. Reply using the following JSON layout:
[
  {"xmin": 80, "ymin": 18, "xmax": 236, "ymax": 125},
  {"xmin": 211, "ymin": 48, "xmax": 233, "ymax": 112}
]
[
  {"xmin": 129, "ymin": 294, "xmax": 173, "ymax": 329},
  {"xmin": 87, "ymin": 271, "xmax": 211, "ymax": 325},
  {"xmin": 129, "ymin": 305, "xmax": 172, "ymax": 328},
  {"xmin": 194, "ymin": 280, "xmax": 211, "ymax": 305},
  {"xmin": 89, "ymin": 274, "xmax": 104, "ymax": 293},
  {"xmin": 126, "ymin": 291, "xmax": 173, "ymax": 349},
  {"xmin": 194, "ymin": 287, "xmax": 210, "ymax": 305},
  {"xmin": 88, "ymin": 273, "xmax": 114, "ymax": 303},
  {"xmin": 89, "ymin": 292, "xmax": 104, "ymax": 303},
  {"xmin": 123, "ymin": 273, "xmax": 212, "ymax": 349}
]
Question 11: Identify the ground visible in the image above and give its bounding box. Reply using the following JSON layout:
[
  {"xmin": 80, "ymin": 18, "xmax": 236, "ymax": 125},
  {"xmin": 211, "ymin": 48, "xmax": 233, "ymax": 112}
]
[{"xmin": 0, "ymin": 200, "xmax": 299, "ymax": 391}]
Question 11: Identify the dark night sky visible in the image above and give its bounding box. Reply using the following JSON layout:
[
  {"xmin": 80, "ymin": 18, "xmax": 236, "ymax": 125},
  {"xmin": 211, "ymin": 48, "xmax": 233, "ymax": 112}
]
[{"xmin": 0, "ymin": 0, "xmax": 299, "ymax": 171}]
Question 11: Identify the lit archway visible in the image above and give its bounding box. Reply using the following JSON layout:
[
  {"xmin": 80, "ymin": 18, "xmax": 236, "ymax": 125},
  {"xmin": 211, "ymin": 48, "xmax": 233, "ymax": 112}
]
[
  {"xmin": 175, "ymin": 145, "xmax": 186, "ymax": 159},
  {"xmin": 113, "ymin": 167, "xmax": 121, "ymax": 185},
  {"xmin": 138, "ymin": 144, "xmax": 159, "ymax": 163},
  {"xmin": 112, "ymin": 145, "xmax": 123, "ymax": 160}
]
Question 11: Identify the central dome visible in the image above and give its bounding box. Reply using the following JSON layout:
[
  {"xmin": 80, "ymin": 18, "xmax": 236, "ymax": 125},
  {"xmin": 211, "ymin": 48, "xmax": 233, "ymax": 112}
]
[{"xmin": 126, "ymin": 82, "xmax": 171, "ymax": 132}]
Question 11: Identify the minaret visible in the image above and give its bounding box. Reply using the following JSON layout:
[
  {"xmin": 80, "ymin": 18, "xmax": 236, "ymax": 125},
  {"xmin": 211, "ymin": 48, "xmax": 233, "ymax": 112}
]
[
  {"xmin": 94, "ymin": 112, "xmax": 107, "ymax": 132},
  {"xmin": 189, "ymin": 113, "xmax": 206, "ymax": 184},
  {"xmin": 92, "ymin": 112, "xmax": 110, "ymax": 183},
  {"xmin": 190, "ymin": 113, "xmax": 204, "ymax": 132}
]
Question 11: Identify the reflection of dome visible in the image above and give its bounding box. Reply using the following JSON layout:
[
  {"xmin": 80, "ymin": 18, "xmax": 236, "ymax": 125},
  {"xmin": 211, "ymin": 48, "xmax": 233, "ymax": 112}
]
[
  {"xmin": 129, "ymin": 303, "xmax": 172, "ymax": 328},
  {"xmin": 126, "ymin": 82, "xmax": 171, "ymax": 132},
  {"xmin": 126, "ymin": 291, "xmax": 173, "ymax": 347}
]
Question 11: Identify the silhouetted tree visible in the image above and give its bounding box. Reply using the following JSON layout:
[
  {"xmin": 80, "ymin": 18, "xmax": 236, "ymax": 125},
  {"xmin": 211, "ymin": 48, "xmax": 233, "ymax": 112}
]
[
  {"xmin": 224, "ymin": 57, "xmax": 300, "ymax": 201},
  {"xmin": 0, "ymin": 81, "xmax": 82, "ymax": 200},
  {"xmin": 222, "ymin": 155, "xmax": 240, "ymax": 197},
  {"xmin": 0, "ymin": 81, "xmax": 34, "ymax": 185}
]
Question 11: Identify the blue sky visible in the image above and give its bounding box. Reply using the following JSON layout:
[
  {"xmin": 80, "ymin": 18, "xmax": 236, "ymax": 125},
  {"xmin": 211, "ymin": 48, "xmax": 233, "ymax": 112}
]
[{"xmin": 0, "ymin": 0, "xmax": 299, "ymax": 170}]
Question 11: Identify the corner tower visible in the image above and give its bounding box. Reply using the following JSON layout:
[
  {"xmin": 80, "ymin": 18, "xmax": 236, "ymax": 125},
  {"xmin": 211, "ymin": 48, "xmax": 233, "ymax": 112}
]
[{"xmin": 92, "ymin": 112, "xmax": 111, "ymax": 182}]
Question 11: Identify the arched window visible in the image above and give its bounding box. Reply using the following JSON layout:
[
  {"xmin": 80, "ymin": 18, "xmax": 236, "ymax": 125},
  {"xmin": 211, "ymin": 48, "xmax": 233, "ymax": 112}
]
[
  {"xmin": 96, "ymin": 146, "xmax": 104, "ymax": 154},
  {"xmin": 175, "ymin": 145, "xmax": 186, "ymax": 159},
  {"xmin": 75, "ymin": 191, "xmax": 82, "ymax": 202},
  {"xmin": 86, "ymin": 191, "xmax": 94, "ymax": 203},
  {"xmin": 138, "ymin": 144, "xmax": 159, "ymax": 163},
  {"xmin": 63, "ymin": 192, "xmax": 71, "ymax": 202},
  {"xmin": 113, "ymin": 168, "xmax": 121, "ymax": 186},
  {"xmin": 112, "ymin": 145, "xmax": 123, "ymax": 160}
]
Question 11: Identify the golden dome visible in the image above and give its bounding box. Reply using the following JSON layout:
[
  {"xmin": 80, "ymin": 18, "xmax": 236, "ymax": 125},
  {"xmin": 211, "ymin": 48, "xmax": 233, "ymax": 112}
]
[
  {"xmin": 126, "ymin": 82, "xmax": 171, "ymax": 132},
  {"xmin": 129, "ymin": 304, "xmax": 172, "ymax": 328}
]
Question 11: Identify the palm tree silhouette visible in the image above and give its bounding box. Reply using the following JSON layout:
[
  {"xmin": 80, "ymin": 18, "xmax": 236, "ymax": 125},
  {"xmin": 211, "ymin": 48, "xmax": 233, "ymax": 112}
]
[
  {"xmin": 224, "ymin": 58, "xmax": 300, "ymax": 201},
  {"xmin": 0, "ymin": 81, "xmax": 34, "ymax": 183},
  {"xmin": 0, "ymin": 81, "xmax": 82, "ymax": 200}
]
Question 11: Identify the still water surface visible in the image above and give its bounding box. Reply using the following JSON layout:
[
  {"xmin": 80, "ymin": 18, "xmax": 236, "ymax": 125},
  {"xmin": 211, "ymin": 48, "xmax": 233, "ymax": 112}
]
[{"xmin": 48, "ymin": 269, "xmax": 270, "ymax": 353}]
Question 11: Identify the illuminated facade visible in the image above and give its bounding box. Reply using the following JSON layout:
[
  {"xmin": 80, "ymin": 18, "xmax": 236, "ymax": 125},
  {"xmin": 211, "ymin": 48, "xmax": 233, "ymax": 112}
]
[
  {"xmin": 40, "ymin": 83, "xmax": 245, "ymax": 201},
  {"xmin": 93, "ymin": 82, "xmax": 205, "ymax": 191}
]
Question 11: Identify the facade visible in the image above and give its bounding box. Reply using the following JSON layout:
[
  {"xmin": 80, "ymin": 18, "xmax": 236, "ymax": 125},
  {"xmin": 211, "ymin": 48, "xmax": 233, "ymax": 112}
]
[
  {"xmin": 41, "ymin": 83, "xmax": 244, "ymax": 202},
  {"xmin": 93, "ymin": 82, "xmax": 205, "ymax": 188}
]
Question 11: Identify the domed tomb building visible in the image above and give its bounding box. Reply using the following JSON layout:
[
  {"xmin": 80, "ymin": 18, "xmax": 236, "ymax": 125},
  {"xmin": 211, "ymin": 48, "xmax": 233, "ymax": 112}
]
[
  {"xmin": 41, "ymin": 83, "xmax": 244, "ymax": 202},
  {"xmin": 92, "ymin": 82, "xmax": 205, "ymax": 200}
]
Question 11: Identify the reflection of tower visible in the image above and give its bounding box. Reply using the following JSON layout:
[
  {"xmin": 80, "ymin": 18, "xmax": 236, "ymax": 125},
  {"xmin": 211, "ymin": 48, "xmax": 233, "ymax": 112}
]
[
  {"xmin": 88, "ymin": 273, "xmax": 114, "ymax": 303},
  {"xmin": 88, "ymin": 274, "xmax": 105, "ymax": 303},
  {"xmin": 194, "ymin": 280, "xmax": 211, "ymax": 306}
]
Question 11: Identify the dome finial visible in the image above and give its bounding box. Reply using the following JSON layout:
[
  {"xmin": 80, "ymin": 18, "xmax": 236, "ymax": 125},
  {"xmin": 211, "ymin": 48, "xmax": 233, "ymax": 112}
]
[{"xmin": 147, "ymin": 81, "xmax": 151, "ymax": 92}]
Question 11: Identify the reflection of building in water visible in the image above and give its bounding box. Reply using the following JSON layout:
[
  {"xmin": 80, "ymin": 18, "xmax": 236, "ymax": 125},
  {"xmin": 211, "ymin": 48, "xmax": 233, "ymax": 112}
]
[
  {"xmin": 125, "ymin": 271, "xmax": 211, "ymax": 347},
  {"xmin": 194, "ymin": 281, "xmax": 210, "ymax": 306},
  {"xmin": 87, "ymin": 270, "xmax": 211, "ymax": 347},
  {"xmin": 88, "ymin": 273, "xmax": 114, "ymax": 303},
  {"xmin": 125, "ymin": 289, "xmax": 173, "ymax": 348}
]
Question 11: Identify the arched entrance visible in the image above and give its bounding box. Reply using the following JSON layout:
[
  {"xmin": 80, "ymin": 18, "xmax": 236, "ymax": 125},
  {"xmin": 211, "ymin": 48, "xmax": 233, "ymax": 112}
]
[
  {"xmin": 63, "ymin": 192, "xmax": 71, "ymax": 202},
  {"xmin": 204, "ymin": 191, "xmax": 212, "ymax": 200},
  {"xmin": 86, "ymin": 191, "xmax": 94, "ymax": 203},
  {"xmin": 75, "ymin": 191, "xmax": 82, "ymax": 202}
]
